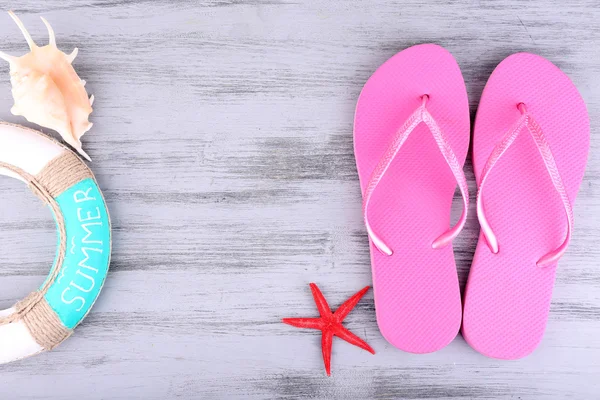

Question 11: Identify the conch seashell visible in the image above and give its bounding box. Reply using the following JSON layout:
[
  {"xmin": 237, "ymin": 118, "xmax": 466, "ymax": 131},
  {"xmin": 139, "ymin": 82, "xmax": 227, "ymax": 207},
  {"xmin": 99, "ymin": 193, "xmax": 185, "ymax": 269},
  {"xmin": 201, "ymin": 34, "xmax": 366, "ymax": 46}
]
[{"xmin": 0, "ymin": 11, "xmax": 93, "ymax": 160}]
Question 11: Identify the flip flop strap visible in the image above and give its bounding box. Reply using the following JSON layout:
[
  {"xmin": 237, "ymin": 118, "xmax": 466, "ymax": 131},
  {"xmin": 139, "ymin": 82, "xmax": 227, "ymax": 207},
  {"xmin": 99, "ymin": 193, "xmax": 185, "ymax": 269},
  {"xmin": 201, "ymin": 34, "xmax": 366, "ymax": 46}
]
[
  {"xmin": 362, "ymin": 95, "xmax": 469, "ymax": 256},
  {"xmin": 477, "ymin": 103, "xmax": 573, "ymax": 267}
]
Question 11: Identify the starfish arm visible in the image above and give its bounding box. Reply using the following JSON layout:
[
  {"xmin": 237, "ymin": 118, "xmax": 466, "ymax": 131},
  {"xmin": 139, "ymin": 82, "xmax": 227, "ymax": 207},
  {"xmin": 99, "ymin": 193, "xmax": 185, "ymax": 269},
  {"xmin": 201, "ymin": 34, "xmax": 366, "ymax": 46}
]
[
  {"xmin": 282, "ymin": 317, "xmax": 325, "ymax": 330},
  {"xmin": 321, "ymin": 330, "xmax": 333, "ymax": 376},
  {"xmin": 310, "ymin": 283, "xmax": 332, "ymax": 318},
  {"xmin": 333, "ymin": 286, "xmax": 370, "ymax": 322},
  {"xmin": 332, "ymin": 324, "xmax": 375, "ymax": 355}
]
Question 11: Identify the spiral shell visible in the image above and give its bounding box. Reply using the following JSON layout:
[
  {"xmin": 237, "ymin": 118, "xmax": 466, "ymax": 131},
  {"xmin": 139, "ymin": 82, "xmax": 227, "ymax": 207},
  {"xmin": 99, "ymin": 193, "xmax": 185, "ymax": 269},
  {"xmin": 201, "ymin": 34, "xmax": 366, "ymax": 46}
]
[{"xmin": 0, "ymin": 11, "xmax": 93, "ymax": 160}]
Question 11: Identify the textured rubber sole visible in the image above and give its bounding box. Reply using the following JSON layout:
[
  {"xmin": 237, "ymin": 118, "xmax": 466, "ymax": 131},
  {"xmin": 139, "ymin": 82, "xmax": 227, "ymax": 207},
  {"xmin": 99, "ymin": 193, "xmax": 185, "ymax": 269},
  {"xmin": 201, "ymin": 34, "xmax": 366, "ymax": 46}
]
[
  {"xmin": 463, "ymin": 53, "xmax": 590, "ymax": 360},
  {"xmin": 354, "ymin": 44, "xmax": 470, "ymax": 353}
]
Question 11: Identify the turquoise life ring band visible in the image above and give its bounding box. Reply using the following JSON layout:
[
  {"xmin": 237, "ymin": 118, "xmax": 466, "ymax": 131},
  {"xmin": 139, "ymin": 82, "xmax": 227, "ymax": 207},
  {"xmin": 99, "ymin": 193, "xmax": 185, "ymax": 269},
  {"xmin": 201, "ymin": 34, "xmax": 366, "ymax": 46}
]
[{"xmin": 0, "ymin": 123, "xmax": 111, "ymax": 364}]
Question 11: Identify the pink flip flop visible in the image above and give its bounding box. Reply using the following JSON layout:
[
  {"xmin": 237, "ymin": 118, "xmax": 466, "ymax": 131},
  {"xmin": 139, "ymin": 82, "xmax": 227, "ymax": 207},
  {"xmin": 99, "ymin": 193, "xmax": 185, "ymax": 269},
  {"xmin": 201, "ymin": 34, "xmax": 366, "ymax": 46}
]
[
  {"xmin": 354, "ymin": 44, "xmax": 470, "ymax": 353},
  {"xmin": 463, "ymin": 53, "xmax": 590, "ymax": 359}
]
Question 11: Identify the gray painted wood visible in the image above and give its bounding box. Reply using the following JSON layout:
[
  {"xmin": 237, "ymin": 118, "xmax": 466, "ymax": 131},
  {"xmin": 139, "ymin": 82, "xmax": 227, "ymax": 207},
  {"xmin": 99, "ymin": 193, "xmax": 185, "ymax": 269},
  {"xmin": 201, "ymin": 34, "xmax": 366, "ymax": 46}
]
[{"xmin": 0, "ymin": 0, "xmax": 599, "ymax": 398}]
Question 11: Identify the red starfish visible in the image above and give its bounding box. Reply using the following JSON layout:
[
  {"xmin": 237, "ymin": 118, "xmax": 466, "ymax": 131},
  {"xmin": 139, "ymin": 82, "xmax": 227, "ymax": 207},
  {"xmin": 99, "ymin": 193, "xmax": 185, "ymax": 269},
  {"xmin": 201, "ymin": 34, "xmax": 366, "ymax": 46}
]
[{"xmin": 282, "ymin": 283, "xmax": 375, "ymax": 376}]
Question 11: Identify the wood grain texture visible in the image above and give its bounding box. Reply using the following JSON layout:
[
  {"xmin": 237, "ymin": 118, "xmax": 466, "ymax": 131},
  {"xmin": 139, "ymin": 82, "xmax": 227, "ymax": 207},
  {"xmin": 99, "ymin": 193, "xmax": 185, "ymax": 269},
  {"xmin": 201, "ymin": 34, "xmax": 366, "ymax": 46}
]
[{"xmin": 0, "ymin": 0, "xmax": 599, "ymax": 398}]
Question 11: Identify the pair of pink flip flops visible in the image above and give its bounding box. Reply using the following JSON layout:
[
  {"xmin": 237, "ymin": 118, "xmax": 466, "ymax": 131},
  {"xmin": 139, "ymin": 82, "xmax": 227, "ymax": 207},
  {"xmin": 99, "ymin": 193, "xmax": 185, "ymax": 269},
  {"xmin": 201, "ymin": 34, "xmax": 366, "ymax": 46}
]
[{"xmin": 354, "ymin": 44, "xmax": 589, "ymax": 359}]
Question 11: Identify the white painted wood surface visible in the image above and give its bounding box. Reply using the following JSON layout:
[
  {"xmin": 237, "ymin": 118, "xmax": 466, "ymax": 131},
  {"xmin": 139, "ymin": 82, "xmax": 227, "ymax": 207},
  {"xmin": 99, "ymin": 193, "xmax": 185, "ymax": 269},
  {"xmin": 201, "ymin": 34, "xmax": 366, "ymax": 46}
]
[{"xmin": 0, "ymin": 1, "xmax": 599, "ymax": 398}]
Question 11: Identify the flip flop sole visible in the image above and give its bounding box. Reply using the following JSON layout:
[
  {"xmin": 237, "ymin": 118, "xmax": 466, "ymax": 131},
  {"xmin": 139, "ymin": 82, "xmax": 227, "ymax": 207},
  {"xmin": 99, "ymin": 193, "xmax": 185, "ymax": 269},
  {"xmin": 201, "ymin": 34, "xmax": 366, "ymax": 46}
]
[
  {"xmin": 463, "ymin": 53, "xmax": 590, "ymax": 360},
  {"xmin": 354, "ymin": 44, "xmax": 470, "ymax": 353}
]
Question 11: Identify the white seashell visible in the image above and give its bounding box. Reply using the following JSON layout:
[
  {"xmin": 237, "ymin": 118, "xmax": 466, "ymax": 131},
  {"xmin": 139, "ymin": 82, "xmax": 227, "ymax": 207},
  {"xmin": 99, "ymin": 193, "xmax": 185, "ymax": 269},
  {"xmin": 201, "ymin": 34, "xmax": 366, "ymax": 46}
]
[{"xmin": 0, "ymin": 11, "xmax": 93, "ymax": 160}]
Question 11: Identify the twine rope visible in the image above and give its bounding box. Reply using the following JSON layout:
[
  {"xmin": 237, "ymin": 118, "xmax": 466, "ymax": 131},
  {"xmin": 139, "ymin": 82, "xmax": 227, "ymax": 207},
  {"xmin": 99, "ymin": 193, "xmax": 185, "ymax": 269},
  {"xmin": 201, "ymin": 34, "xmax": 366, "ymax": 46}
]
[{"xmin": 0, "ymin": 159, "xmax": 71, "ymax": 348}]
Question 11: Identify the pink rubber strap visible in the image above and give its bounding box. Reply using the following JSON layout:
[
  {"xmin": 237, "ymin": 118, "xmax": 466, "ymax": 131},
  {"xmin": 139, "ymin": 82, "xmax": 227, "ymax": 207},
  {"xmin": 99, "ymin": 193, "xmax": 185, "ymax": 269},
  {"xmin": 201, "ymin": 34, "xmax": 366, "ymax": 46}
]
[
  {"xmin": 477, "ymin": 103, "xmax": 573, "ymax": 267},
  {"xmin": 362, "ymin": 95, "xmax": 469, "ymax": 256}
]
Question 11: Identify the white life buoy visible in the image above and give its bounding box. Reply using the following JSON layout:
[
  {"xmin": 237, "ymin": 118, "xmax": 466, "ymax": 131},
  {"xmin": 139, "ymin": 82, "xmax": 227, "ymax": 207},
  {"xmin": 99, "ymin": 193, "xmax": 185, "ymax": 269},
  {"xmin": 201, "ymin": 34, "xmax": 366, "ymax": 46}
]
[{"xmin": 0, "ymin": 123, "xmax": 111, "ymax": 364}]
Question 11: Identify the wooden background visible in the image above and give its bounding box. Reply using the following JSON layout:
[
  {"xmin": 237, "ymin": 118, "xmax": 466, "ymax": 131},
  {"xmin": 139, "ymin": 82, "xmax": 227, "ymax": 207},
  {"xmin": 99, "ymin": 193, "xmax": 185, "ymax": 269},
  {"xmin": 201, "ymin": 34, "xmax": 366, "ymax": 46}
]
[{"xmin": 0, "ymin": 1, "xmax": 598, "ymax": 398}]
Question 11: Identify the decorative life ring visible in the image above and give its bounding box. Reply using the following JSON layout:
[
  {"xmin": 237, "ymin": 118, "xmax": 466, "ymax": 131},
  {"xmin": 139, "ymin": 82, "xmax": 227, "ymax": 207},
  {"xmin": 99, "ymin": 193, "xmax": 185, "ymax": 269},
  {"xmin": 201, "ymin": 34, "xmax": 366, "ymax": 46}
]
[{"xmin": 0, "ymin": 123, "xmax": 111, "ymax": 364}]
